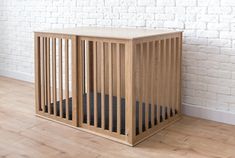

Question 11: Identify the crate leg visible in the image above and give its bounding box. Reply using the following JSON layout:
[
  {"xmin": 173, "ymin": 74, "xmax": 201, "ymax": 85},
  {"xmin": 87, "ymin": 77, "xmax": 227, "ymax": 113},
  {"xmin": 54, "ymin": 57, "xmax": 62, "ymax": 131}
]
[{"xmin": 125, "ymin": 40, "xmax": 135, "ymax": 145}]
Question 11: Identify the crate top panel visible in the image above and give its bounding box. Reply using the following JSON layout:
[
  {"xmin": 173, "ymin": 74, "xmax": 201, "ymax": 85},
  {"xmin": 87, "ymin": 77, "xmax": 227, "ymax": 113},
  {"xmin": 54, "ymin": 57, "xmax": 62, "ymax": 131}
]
[{"xmin": 36, "ymin": 27, "xmax": 182, "ymax": 39}]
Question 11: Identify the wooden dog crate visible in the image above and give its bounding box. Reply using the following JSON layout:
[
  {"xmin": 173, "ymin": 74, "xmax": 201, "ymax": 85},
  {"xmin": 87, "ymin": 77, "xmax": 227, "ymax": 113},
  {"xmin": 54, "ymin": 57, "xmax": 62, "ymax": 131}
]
[{"xmin": 34, "ymin": 27, "xmax": 182, "ymax": 146}]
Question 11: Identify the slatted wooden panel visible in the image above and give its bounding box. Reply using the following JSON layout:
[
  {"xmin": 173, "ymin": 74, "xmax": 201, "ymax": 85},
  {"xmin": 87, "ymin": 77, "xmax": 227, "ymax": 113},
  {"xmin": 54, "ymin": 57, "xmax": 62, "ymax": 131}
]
[
  {"xmin": 133, "ymin": 33, "xmax": 182, "ymax": 144},
  {"xmin": 35, "ymin": 33, "xmax": 77, "ymax": 126}
]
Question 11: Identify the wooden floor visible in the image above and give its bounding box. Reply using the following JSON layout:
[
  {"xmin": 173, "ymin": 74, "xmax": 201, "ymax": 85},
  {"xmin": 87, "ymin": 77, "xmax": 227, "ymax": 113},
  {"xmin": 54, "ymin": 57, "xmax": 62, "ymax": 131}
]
[{"xmin": 0, "ymin": 77, "xmax": 235, "ymax": 158}]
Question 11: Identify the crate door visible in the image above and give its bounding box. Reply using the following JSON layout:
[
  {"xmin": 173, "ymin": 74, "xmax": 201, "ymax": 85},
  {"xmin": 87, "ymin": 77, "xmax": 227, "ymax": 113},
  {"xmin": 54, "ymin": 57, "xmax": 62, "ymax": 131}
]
[{"xmin": 78, "ymin": 38, "xmax": 127, "ymax": 141}]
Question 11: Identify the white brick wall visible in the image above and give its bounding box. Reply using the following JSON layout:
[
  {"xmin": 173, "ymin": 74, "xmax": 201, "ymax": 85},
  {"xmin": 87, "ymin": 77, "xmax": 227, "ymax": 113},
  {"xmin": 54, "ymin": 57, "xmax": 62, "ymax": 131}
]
[{"xmin": 0, "ymin": 0, "xmax": 235, "ymax": 123}]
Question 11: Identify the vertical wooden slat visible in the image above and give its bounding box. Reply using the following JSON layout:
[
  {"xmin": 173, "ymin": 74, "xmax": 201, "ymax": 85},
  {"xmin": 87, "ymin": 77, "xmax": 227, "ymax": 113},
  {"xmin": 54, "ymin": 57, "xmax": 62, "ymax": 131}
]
[
  {"xmin": 41, "ymin": 37, "xmax": 45, "ymax": 112},
  {"xmin": 52, "ymin": 38, "xmax": 56, "ymax": 115},
  {"xmin": 172, "ymin": 38, "xmax": 176, "ymax": 116},
  {"xmin": 47, "ymin": 37, "xmax": 51, "ymax": 114},
  {"xmin": 78, "ymin": 39, "xmax": 84, "ymax": 126},
  {"xmin": 65, "ymin": 38, "xmax": 69, "ymax": 119},
  {"xmin": 139, "ymin": 43, "xmax": 143, "ymax": 133},
  {"xmin": 101, "ymin": 41, "xmax": 105, "ymax": 129},
  {"xmin": 86, "ymin": 41, "xmax": 90, "ymax": 125},
  {"xmin": 167, "ymin": 39, "xmax": 171, "ymax": 118},
  {"xmin": 35, "ymin": 34, "xmax": 41, "ymax": 112},
  {"xmin": 109, "ymin": 43, "xmax": 113, "ymax": 132},
  {"xmin": 93, "ymin": 41, "xmax": 97, "ymax": 127},
  {"xmin": 145, "ymin": 42, "xmax": 150, "ymax": 130},
  {"xmin": 72, "ymin": 36, "xmax": 78, "ymax": 125},
  {"xmin": 151, "ymin": 41, "xmax": 155, "ymax": 127},
  {"xmin": 59, "ymin": 38, "xmax": 63, "ymax": 117},
  {"xmin": 175, "ymin": 37, "xmax": 179, "ymax": 114},
  {"xmin": 44, "ymin": 37, "xmax": 48, "ymax": 112},
  {"xmin": 180, "ymin": 34, "xmax": 182, "ymax": 113},
  {"xmin": 52, "ymin": 38, "xmax": 57, "ymax": 115},
  {"xmin": 116, "ymin": 43, "xmax": 121, "ymax": 134},
  {"xmin": 162, "ymin": 39, "xmax": 166, "ymax": 121},
  {"xmin": 125, "ymin": 40, "xmax": 134, "ymax": 144},
  {"xmin": 157, "ymin": 40, "xmax": 161, "ymax": 123}
]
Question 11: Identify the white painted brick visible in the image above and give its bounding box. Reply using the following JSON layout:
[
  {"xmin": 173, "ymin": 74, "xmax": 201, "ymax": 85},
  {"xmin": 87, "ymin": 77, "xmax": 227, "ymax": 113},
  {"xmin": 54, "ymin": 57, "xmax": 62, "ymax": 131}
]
[
  {"xmin": 208, "ymin": 54, "xmax": 230, "ymax": 63},
  {"xmin": 176, "ymin": 0, "xmax": 196, "ymax": 6},
  {"xmin": 219, "ymin": 63, "xmax": 233, "ymax": 71},
  {"xmin": 104, "ymin": 13, "xmax": 119, "ymax": 19},
  {"xmin": 184, "ymin": 51, "xmax": 207, "ymax": 60},
  {"xmin": 185, "ymin": 22, "xmax": 206, "ymax": 29},
  {"xmin": 198, "ymin": 0, "xmax": 220, "ymax": 6},
  {"xmin": 176, "ymin": 14, "xmax": 196, "ymax": 22},
  {"xmin": 146, "ymin": 7, "xmax": 164, "ymax": 13},
  {"xmin": 183, "ymin": 44, "xmax": 200, "ymax": 51},
  {"xmin": 220, "ymin": 31, "xmax": 235, "ymax": 39},
  {"xmin": 157, "ymin": 0, "xmax": 175, "ymax": 6},
  {"xmin": 184, "ymin": 96, "xmax": 204, "ymax": 106},
  {"xmin": 195, "ymin": 90, "xmax": 216, "ymax": 100},
  {"xmin": 120, "ymin": 13, "xmax": 136, "ymax": 19},
  {"xmin": 155, "ymin": 14, "xmax": 174, "ymax": 20},
  {"xmin": 119, "ymin": 0, "xmax": 137, "ymax": 6},
  {"xmin": 231, "ymin": 23, "xmax": 235, "ymax": 31},
  {"xmin": 208, "ymin": 84, "xmax": 230, "ymax": 95},
  {"xmin": 197, "ymin": 30, "xmax": 219, "ymax": 38},
  {"xmin": 183, "ymin": 88, "xmax": 195, "ymax": 97},
  {"xmin": 206, "ymin": 100, "xmax": 229, "ymax": 111},
  {"xmin": 111, "ymin": 19, "xmax": 128, "ymax": 26},
  {"xmin": 232, "ymin": 72, "xmax": 235, "ymax": 79},
  {"xmin": 164, "ymin": 21, "xmax": 184, "ymax": 29},
  {"xmin": 231, "ymin": 88, "xmax": 235, "ymax": 96},
  {"xmin": 233, "ymin": 40, "xmax": 235, "ymax": 48},
  {"xmin": 82, "ymin": 19, "xmax": 96, "ymax": 25},
  {"xmin": 208, "ymin": 39, "xmax": 231, "ymax": 47},
  {"xmin": 140, "ymin": 13, "xmax": 155, "ymax": 20},
  {"xmin": 229, "ymin": 104, "xmax": 235, "ymax": 113},
  {"xmin": 97, "ymin": 7, "xmax": 112, "ymax": 12},
  {"xmin": 217, "ymin": 94, "xmax": 235, "ymax": 104},
  {"xmin": 221, "ymin": 0, "xmax": 235, "ymax": 6},
  {"xmin": 220, "ymin": 48, "xmax": 235, "ymax": 55},
  {"xmin": 113, "ymin": 6, "xmax": 128, "ymax": 13},
  {"xmin": 146, "ymin": 20, "xmax": 164, "ymax": 28},
  {"xmin": 208, "ymin": 7, "xmax": 232, "ymax": 14},
  {"xmin": 97, "ymin": 19, "xmax": 111, "ymax": 26},
  {"xmin": 165, "ymin": 7, "xmax": 185, "ymax": 14},
  {"xmin": 127, "ymin": 19, "xmax": 145, "ymax": 27},
  {"xmin": 128, "ymin": 6, "xmax": 145, "ymax": 13},
  {"xmin": 186, "ymin": 7, "xmax": 207, "ymax": 14},
  {"xmin": 197, "ymin": 14, "xmax": 219, "ymax": 23},
  {"xmin": 207, "ymin": 23, "xmax": 230, "ymax": 31},
  {"xmin": 137, "ymin": 0, "xmax": 155, "ymax": 6},
  {"xmin": 104, "ymin": 0, "xmax": 119, "ymax": 6},
  {"xmin": 199, "ymin": 46, "xmax": 220, "ymax": 54},
  {"xmin": 88, "ymin": 13, "xmax": 104, "ymax": 19},
  {"xmin": 183, "ymin": 30, "xmax": 196, "ymax": 37},
  {"xmin": 220, "ymin": 15, "xmax": 235, "ymax": 23},
  {"xmin": 184, "ymin": 37, "xmax": 208, "ymax": 45}
]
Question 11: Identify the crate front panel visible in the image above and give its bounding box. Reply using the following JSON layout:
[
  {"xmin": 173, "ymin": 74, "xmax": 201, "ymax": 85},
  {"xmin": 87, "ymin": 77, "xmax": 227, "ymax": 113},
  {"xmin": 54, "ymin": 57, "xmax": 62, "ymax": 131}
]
[{"xmin": 35, "ymin": 33, "xmax": 77, "ymax": 125}]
